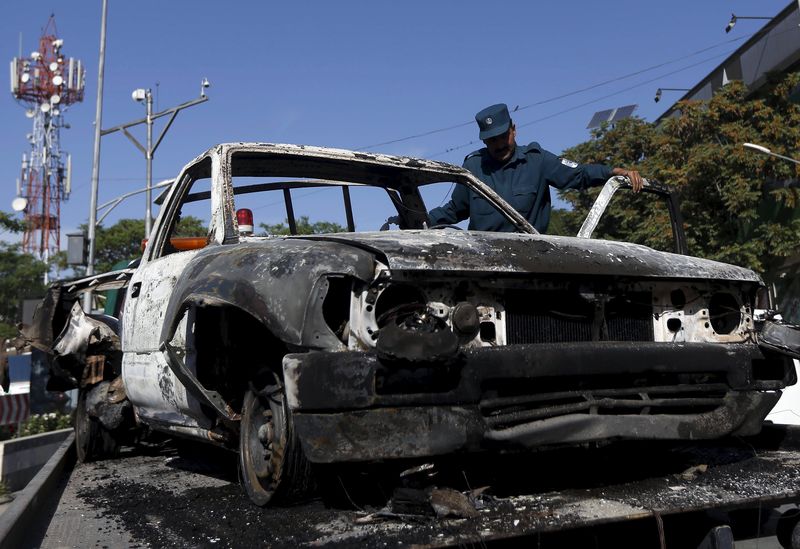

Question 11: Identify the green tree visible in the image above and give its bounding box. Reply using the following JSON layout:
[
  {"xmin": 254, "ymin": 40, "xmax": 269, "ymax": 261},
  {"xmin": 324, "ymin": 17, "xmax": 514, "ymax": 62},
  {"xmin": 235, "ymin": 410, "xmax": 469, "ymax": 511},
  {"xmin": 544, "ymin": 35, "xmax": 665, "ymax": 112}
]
[
  {"xmin": 559, "ymin": 74, "xmax": 800, "ymax": 276},
  {"xmin": 0, "ymin": 247, "xmax": 48, "ymax": 338},
  {"xmin": 259, "ymin": 216, "xmax": 346, "ymax": 235},
  {"xmin": 0, "ymin": 210, "xmax": 48, "ymax": 338},
  {"xmin": 0, "ymin": 212, "xmax": 24, "ymax": 234},
  {"xmin": 83, "ymin": 216, "xmax": 207, "ymax": 274},
  {"xmin": 548, "ymin": 208, "xmax": 573, "ymax": 237}
]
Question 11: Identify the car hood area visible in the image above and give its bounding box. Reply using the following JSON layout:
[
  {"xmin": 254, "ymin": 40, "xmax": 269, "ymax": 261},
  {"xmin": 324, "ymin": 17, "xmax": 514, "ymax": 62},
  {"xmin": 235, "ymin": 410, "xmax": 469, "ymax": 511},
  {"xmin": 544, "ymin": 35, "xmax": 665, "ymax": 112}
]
[{"xmin": 295, "ymin": 230, "xmax": 762, "ymax": 282}]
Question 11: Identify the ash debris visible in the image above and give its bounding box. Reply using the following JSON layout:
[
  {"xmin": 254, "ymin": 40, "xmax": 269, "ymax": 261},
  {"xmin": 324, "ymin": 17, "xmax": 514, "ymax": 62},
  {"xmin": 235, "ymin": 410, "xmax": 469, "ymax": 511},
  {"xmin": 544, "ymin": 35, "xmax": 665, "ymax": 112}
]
[{"xmin": 73, "ymin": 430, "xmax": 800, "ymax": 548}]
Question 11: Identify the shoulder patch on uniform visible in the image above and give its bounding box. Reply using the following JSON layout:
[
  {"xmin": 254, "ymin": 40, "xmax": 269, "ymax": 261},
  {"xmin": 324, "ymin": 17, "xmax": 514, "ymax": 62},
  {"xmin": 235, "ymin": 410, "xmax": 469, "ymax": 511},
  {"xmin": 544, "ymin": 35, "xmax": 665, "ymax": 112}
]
[{"xmin": 560, "ymin": 158, "xmax": 579, "ymax": 168}]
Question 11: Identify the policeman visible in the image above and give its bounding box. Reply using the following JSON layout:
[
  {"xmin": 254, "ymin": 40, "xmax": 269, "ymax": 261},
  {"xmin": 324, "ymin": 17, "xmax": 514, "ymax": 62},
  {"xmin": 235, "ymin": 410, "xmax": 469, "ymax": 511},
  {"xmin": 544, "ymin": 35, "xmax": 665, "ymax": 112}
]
[{"xmin": 428, "ymin": 103, "xmax": 643, "ymax": 233}]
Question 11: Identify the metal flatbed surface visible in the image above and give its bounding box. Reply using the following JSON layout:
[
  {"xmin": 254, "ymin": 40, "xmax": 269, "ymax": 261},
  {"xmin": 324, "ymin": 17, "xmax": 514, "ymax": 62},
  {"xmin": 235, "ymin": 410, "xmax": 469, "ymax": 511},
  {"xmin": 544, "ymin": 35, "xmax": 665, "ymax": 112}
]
[
  {"xmin": 32, "ymin": 425, "xmax": 800, "ymax": 548},
  {"xmin": 505, "ymin": 426, "xmax": 800, "ymax": 528}
]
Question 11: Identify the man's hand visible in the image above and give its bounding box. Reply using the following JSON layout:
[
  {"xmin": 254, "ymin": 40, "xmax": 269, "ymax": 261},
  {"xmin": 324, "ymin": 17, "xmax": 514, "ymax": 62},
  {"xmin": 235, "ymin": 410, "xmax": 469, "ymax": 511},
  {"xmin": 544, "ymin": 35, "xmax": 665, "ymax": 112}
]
[{"xmin": 612, "ymin": 167, "xmax": 643, "ymax": 193}]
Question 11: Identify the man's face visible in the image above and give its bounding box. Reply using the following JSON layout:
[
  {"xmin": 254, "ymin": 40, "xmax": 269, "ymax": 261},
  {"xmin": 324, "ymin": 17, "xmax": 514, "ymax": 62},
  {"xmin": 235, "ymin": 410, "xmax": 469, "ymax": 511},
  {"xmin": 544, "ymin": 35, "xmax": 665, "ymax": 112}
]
[{"xmin": 484, "ymin": 124, "xmax": 516, "ymax": 163}]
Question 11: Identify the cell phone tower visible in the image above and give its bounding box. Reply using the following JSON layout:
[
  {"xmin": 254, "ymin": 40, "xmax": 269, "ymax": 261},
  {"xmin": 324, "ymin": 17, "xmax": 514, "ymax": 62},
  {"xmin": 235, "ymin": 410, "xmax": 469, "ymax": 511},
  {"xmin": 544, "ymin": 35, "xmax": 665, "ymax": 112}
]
[{"xmin": 10, "ymin": 16, "xmax": 84, "ymax": 263}]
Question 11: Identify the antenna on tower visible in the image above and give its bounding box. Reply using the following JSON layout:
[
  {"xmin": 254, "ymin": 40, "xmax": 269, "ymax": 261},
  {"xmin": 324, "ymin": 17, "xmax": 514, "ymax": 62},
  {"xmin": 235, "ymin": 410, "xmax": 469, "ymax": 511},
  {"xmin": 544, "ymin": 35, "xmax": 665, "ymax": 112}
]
[{"xmin": 10, "ymin": 15, "xmax": 84, "ymax": 268}]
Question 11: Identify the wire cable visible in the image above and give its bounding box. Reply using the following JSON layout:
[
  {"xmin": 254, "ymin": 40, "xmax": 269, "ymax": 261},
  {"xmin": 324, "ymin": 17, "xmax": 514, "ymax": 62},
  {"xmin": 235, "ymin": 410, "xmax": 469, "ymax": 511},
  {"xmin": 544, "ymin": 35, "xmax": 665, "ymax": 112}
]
[
  {"xmin": 428, "ymin": 48, "xmax": 738, "ymax": 159},
  {"xmin": 355, "ymin": 34, "xmax": 753, "ymax": 152}
]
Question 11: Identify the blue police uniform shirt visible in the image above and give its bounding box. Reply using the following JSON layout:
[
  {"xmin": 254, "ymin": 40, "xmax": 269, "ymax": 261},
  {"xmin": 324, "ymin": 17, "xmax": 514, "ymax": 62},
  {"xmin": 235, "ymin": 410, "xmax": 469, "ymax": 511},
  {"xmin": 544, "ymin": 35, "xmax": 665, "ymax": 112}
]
[{"xmin": 429, "ymin": 142, "xmax": 613, "ymax": 233}]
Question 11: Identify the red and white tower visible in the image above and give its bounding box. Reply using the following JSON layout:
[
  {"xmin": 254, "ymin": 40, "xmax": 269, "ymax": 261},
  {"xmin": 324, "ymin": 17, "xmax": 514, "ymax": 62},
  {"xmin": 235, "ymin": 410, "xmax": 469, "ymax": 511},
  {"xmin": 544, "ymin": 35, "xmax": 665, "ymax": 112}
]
[{"xmin": 10, "ymin": 16, "xmax": 84, "ymax": 263}]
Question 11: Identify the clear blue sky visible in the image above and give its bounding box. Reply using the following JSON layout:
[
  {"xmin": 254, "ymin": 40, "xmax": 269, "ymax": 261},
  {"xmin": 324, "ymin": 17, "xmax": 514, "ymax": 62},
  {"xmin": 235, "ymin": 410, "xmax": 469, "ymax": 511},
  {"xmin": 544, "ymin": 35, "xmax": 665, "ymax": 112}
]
[{"xmin": 0, "ymin": 0, "xmax": 793, "ymax": 246}]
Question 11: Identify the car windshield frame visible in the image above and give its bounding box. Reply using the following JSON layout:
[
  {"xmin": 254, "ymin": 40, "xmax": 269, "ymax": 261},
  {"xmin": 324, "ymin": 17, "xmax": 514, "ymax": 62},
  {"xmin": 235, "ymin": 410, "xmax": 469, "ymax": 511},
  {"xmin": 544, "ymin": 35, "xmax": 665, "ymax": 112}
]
[{"xmin": 219, "ymin": 144, "xmax": 538, "ymax": 237}]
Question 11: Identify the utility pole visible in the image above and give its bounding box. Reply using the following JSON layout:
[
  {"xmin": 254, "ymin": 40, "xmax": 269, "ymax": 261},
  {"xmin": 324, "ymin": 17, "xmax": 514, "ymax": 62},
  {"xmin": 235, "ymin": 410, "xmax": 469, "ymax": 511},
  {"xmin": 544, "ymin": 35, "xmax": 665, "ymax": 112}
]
[
  {"xmin": 85, "ymin": 0, "xmax": 108, "ymax": 311},
  {"xmin": 146, "ymin": 90, "xmax": 153, "ymax": 233},
  {"xmin": 102, "ymin": 80, "xmax": 209, "ymax": 236}
]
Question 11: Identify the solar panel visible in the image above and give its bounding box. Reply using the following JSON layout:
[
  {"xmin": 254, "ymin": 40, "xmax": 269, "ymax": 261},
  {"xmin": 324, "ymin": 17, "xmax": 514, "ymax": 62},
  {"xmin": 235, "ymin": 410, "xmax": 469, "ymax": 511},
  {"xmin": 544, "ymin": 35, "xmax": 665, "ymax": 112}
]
[
  {"xmin": 586, "ymin": 109, "xmax": 614, "ymax": 129},
  {"xmin": 610, "ymin": 104, "xmax": 638, "ymax": 122},
  {"xmin": 586, "ymin": 105, "xmax": 638, "ymax": 129}
]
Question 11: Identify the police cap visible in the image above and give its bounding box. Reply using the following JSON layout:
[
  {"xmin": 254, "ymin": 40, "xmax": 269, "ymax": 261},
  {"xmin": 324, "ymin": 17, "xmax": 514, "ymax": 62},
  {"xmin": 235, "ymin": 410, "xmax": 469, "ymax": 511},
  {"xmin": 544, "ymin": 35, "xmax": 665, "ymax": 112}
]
[{"xmin": 475, "ymin": 103, "xmax": 511, "ymax": 140}]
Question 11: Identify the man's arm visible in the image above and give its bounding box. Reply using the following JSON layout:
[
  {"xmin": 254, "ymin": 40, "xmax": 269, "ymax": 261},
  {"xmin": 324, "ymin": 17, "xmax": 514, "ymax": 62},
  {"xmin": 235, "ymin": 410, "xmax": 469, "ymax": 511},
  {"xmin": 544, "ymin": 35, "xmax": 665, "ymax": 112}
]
[
  {"xmin": 428, "ymin": 183, "xmax": 470, "ymax": 225},
  {"xmin": 541, "ymin": 149, "xmax": 643, "ymax": 192}
]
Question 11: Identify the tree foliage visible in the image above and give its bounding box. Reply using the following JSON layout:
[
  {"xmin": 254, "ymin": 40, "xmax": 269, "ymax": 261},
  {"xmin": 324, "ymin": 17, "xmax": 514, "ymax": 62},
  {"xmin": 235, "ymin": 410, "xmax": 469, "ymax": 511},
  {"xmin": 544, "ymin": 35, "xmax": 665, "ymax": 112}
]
[
  {"xmin": 0, "ymin": 243, "xmax": 48, "ymax": 339},
  {"xmin": 259, "ymin": 216, "xmax": 346, "ymax": 235},
  {"xmin": 0, "ymin": 212, "xmax": 24, "ymax": 234},
  {"xmin": 0, "ymin": 211, "xmax": 48, "ymax": 338},
  {"xmin": 558, "ymin": 74, "xmax": 800, "ymax": 276},
  {"xmin": 87, "ymin": 216, "xmax": 207, "ymax": 274}
]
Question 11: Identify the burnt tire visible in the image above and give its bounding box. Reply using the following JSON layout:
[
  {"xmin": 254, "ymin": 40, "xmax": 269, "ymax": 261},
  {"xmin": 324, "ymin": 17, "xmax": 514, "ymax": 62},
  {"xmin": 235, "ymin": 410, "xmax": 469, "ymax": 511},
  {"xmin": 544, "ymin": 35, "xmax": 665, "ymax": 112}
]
[
  {"xmin": 74, "ymin": 388, "xmax": 119, "ymax": 462},
  {"xmin": 239, "ymin": 382, "xmax": 315, "ymax": 506},
  {"xmin": 776, "ymin": 508, "xmax": 800, "ymax": 549}
]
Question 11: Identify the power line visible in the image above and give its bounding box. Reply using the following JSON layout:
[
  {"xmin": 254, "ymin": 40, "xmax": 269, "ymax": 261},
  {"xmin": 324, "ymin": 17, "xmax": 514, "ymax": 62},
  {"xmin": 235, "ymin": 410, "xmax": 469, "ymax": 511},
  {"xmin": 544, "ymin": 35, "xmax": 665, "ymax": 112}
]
[
  {"xmin": 511, "ymin": 36, "xmax": 747, "ymax": 114},
  {"xmin": 355, "ymin": 34, "xmax": 752, "ymax": 152},
  {"xmin": 428, "ymin": 48, "xmax": 738, "ymax": 159},
  {"xmin": 356, "ymin": 120, "xmax": 474, "ymax": 150},
  {"xmin": 430, "ymin": 21, "xmax": 800, "ymax": 160}
]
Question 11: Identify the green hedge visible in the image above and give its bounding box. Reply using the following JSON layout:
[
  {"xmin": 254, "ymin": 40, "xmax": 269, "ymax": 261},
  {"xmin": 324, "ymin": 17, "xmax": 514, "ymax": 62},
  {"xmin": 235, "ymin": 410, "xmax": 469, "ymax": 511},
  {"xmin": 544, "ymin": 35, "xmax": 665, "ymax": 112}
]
[{"xmin": 15, "ymin": 412, "xmax": 72, "ymax": 438}]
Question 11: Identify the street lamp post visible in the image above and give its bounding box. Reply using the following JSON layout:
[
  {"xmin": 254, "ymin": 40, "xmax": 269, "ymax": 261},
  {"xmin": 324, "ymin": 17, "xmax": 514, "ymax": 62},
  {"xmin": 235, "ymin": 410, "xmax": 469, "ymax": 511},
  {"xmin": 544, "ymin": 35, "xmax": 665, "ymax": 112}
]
[
  {"xmin": 83, "ymin": 0, "xmax": 108, "ymax": 311},
  {"xmin": 725, "ymin": 13, "xmax": 773, "ymax": 33},
  {"xmin": 743, "ymin": 142, "xmax": 800, "ymax": 165},
  {"xmin": 84, "ymin": 0, "xmax": 108, "ymax": 282},
  {"xmin": 95, "ymin": 178, "xmax": 174, "ymax": 226},
  {"xmin": 101, "ymin": 79, "xmax": 210, "ymax": 236},
  {"xmin": 146, "ymin": 89, "xmax": 153, "ymax": 233},
  {"xmin": 654, "ymin": 88, "xmax": 690, "ymax": 103}
]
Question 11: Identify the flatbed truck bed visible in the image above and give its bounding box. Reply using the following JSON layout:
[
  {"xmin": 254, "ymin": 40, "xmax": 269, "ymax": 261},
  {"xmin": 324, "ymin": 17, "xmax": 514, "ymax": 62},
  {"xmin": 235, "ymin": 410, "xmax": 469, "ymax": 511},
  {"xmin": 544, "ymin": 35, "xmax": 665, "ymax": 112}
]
[{"xmin": 9, "ymin": 423, "xmax": 800, "ymax": 548}]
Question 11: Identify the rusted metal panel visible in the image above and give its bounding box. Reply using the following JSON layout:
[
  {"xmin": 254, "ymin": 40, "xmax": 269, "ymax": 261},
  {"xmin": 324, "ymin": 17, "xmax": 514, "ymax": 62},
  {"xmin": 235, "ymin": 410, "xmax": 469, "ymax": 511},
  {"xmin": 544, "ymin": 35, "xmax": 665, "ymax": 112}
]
[
  {"xmin": 284, "ymin": 343, "xmax": 782, "ymax": 411},
  {"xmin": 19, "ymin": 285, "xmax": 61, "ymax": 353},
  {"xmin": 284, "ymin": 342, "xmax": 790, "ymax": 461},
  {"xmin": 53, "ymin": 303, "xmax": 117, "ymax": 360},
  {"xmin": 760, "ymin": 320, "xmax": 800, "ymax": 358},
  {"xmin": 157, "ymin": 239, "xmax": 375, "ymax": 349},
  {"xmin": 46, "ymin": 302, "xmax": 121, "ymax": 390},
  {"xmin": 121, "ymin": 248, "xmax": 202, "ymax": 354},
  {"xmin": 84, "ymin": 379, "xmax": 132, "ymax": 431},
  {"xmin": 296, "ymin": 230, "xmax": 761, "ymax": 282},
  {"xmin": 17, "ymin": 270, "xmax": 131, "ymax": 371},
  {"xmin": 81, "ymin": 355, "xmax": 105, "ymax": 386},
  {"xmin": 293, "ymin": 406, "xmax": 482, "ymax": 463},
  {"xmin": 291, "ymin": 392, "xmax": 779, "ymax": 463}
]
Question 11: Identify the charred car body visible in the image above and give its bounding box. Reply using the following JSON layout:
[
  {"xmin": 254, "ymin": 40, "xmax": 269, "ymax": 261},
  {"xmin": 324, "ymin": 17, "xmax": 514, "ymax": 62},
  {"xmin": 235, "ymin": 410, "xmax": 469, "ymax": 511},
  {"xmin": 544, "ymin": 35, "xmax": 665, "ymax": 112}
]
[{"xmin": 25, "ymin": 143, "xmax": 800, "ymax": 505}]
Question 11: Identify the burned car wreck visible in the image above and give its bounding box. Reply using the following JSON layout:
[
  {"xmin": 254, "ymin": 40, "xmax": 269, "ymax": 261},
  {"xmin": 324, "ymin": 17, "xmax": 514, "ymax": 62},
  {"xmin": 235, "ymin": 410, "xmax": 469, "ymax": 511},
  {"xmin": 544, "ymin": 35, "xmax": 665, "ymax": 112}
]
[{"xmin": 25, "ymin": 143, "xmax": 800, "ymax": 505}]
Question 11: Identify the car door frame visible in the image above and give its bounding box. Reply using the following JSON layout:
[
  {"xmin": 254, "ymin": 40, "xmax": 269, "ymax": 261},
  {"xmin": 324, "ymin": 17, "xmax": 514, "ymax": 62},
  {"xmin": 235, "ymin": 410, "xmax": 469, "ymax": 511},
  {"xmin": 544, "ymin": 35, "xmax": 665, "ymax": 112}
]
[
  {"xmin": 121, "ymin": 150, "xmax": 230, "ymax": 428},
  {"xmin": 577, "ymin": 176, "xmax": 688, "ymax": 255}
]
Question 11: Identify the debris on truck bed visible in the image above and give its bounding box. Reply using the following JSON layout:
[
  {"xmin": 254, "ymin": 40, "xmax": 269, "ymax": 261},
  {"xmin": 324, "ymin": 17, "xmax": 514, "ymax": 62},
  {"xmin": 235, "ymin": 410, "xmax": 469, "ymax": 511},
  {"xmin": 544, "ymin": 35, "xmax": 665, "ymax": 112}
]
[{"xmin": 69, "ymin": 425, "xmax": 800, "ymax": 547}]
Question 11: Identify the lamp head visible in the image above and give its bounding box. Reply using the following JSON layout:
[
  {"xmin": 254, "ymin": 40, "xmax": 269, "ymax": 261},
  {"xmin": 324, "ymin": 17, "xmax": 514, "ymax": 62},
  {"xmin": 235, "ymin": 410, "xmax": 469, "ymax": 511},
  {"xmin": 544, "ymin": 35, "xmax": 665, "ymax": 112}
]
[
  {"xmin": 743, "ymin": 142, "xmax": 772, "ymax": 154},
  {"xmin": 726, "ymin": 14, "xmax": 737, "ymax": 33}
]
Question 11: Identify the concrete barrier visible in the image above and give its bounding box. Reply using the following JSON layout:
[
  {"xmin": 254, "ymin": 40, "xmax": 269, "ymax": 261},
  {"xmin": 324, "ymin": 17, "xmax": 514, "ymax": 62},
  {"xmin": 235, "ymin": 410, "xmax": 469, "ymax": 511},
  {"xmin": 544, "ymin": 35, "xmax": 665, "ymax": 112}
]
[
  {"xmin": 0, "ymin": 429, "xmax": 72, "ymax": 491},
  {"xmin": 0, "ymin": 432, "xmax": 74, "ymax": 549}
]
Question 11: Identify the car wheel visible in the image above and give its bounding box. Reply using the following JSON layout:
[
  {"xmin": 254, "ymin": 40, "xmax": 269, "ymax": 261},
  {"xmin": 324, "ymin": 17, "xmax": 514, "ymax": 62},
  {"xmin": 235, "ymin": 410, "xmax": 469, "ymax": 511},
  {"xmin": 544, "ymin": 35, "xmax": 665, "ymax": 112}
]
[
  {"xmin": 239, "ymin": 380, "xmax": 315, "ymax": 506},
  {"xmin": 75, "ymin": 387, "xmax": 119, "ymax": 462}
]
